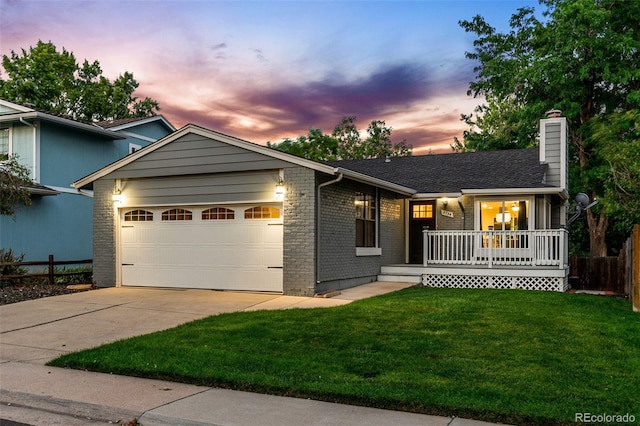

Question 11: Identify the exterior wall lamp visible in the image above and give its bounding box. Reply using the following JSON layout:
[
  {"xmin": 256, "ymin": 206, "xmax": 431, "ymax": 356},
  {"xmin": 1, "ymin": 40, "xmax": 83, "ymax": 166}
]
[
  {"xmin": 441, "ymin": 197, "xmax": 448, "ymax": 209},
  {"xmin": 275, "ymin": 178, "xmax": 285, "ymax": 196},
  {"xmin": 112, "ymin": 186, "xmax": 122, "ymax": 203}
]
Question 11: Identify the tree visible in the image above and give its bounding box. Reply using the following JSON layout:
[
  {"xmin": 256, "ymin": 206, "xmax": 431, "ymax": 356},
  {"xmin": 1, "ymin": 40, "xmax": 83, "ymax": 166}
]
[
  {"xmin": 267, "ymin": 128, "xmax": 339, "ymax": 162},
  {"xmin": 457, "ymin": 0, "xmax": 640, "ymax": 257},
  {"xmin": 0, "ymin": 41, "xmax": 159, "ymax": 121},
  {"xmin": 593, "ymin": 110, "xmax": 640, "ymax": 224},
  {"xmin": 269, "ymin": 116, "xmax": 412, "ymax": 160},
  {"xmin": 1, "ymin": 155, "xmax": 32, "ymax": 217}
]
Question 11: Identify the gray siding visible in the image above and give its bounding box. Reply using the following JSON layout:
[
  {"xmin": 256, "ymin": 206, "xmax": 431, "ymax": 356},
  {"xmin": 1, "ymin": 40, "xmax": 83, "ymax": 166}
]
[
  {"xmin": 542, "ymin": 120, "xmax": 567, "ymax": 190},
  {"xmin": 93, "ymin": 178, "xmax": 117, "ymax": 287},
  {"xmin": 316, "ymin": 179, "xmax": 405, "ymax": 293},
  {"xmin": 282, "ymin": 166, "xmax": 317, "ymax": 296},
  {"xmin": 120, "ymin": 170, "xmax": 280, "ymax": 206},
  {"xmin": 111, "ymin": 133, "xmax": 289, "ymax": 179}
]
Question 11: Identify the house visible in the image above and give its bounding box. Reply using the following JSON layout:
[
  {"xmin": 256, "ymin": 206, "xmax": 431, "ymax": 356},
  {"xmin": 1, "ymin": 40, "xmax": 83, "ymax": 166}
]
[
  {"xmin": 0, "ymin": 99, "xmax": 175, "ymax": 261},
  {"xmin": 72, "ymin": 114, "xmax": 569, "ymax": 296}
]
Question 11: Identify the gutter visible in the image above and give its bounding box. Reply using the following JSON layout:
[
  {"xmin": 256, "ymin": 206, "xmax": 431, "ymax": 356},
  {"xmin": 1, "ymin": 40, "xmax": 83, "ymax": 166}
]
[{"xmin": 316, "ymin": 173, "xmax": 343, "ymax": 284}]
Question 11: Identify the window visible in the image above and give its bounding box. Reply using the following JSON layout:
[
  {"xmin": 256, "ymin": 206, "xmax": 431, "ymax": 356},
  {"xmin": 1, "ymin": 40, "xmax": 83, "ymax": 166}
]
[
  {"xmin": 0, "ymin": 128, "xmax": 9, "ymax": 161},
  {"xmin": 162, "ymin": 208, "xmax": 193, "ymax": 221},
  {"xmin": 124, "ymin": 210, "xmax": 153, "ymax": 221},
  {"xmin": 129, "ymin": 143, "xmax": 142, "ymax": 154},
  {"xmin": 244, "ymin": 206, "xmax": 280, "ymax": 219},
  {"xmin": 202, "ymin": 207, "xmax": 235, "ymax": 220},
  {"xmin": 355, "ymin": 192, "xmax": 376, "ymax": 247},
  {"xmin": 412, "ymin": 203, "xmax": 433, "ymax": 219},
  {"xmin": 479, "ymin": 199, "xmax": 530, "ymax": 231}
]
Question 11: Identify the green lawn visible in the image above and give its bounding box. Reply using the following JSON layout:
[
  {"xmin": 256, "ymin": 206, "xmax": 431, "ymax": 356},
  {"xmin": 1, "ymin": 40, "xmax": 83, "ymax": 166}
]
[{"xmin": 49, "ymin": 287, "xmax": 640, "ymax": 425}]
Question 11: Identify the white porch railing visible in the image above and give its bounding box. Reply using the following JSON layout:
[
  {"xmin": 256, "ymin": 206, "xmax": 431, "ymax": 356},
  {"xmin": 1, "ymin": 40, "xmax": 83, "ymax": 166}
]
[{"xmin": 423, "ymin": 229, "xmax": 568, "ymax": 269}]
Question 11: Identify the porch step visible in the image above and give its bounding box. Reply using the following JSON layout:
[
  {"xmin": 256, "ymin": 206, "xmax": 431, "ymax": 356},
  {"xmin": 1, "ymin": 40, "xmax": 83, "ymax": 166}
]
[
  {"xmin": 377, "ymin": 274, "xmax": 423, "ymax": 284},
  {"xmin": 378, "ymin": 265, "xmax": 425, "ymax": 284}
]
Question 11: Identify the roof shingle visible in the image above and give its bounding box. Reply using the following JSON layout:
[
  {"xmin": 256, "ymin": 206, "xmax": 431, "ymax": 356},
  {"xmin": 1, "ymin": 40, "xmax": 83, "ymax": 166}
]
[{"xmin": 327, "ymin": 148, "xmax": 548, "ymax": 194}]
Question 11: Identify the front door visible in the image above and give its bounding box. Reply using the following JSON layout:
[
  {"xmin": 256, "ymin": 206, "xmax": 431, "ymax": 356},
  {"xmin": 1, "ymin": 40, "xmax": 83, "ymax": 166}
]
[{"xmin": 409, "ymin": 201, "xmax": 436, "ymax": 264}]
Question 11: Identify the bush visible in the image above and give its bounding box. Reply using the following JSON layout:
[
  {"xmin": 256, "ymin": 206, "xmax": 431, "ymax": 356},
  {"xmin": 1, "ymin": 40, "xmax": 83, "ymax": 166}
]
[{"xmin": 0, "ymin": 248, "xmax": 27, "ymax": 287}]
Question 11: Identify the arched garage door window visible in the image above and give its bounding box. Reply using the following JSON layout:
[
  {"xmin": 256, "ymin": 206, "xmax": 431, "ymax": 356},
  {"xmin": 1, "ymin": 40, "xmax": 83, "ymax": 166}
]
[
  {"xmin": 124, "ymin": 209, "xmax": 153, "ymax": 221},
  {"xmin": 244, "ymin": 206, "xmax": 280, "ymax": 219},
  {"xmin": 202, "ymin": 207, "xmax": 235, "ymax": 220},
  {"xmin": 162, "ymin": 208, "xmax": 193, "ymax": 221}
]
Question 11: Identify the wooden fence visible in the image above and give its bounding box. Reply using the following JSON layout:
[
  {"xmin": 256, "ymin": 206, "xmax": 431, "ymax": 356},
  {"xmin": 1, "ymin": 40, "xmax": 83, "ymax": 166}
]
[
  {"xmin": 0, "ymin": 255, "xmax": 92, "ymax": 286},
  {"xmin": 569, "ymin": 225, "xmax": 639, "ymax": 304},
  {"xmin": 569, "ymin": 256, "xmax": 626, "ymax": 293}
]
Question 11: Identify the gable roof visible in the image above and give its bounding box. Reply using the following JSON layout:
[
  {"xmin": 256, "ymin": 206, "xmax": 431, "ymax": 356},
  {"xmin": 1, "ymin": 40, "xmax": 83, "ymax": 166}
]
[
  {"xmin": 96, "ymin": 115, "xmax": 175, "ymax": 132},
  {"xmin": 328, "ymin": 148, "xmax": 558, "ymax": 196},
  {"xmin": 72, "ymin": 124, "xmax": 416, "ymax": 195}
]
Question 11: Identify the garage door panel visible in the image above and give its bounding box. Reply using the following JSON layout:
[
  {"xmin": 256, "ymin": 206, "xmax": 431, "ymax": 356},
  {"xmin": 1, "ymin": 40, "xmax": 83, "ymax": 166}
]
[{"xmin": 120, "ymin": 205, "xmax": 283, "ymax": 292}]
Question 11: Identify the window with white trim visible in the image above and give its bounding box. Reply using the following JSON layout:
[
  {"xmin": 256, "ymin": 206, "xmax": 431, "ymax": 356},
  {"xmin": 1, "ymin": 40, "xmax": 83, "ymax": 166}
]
[
  {"xmin": 478, "ymin": 198, "xmax": 532, "ymax": 231},
  {"xmin": 129, "ymin": 143, "xmax": 142, "ymax": 154},
  {"xmin": 355, "ymin": 192, "xmax": 376, "ymax": 247},
  {"xmin": 0, "ymin": 128, "xmax": 9, "ymax": 161}
]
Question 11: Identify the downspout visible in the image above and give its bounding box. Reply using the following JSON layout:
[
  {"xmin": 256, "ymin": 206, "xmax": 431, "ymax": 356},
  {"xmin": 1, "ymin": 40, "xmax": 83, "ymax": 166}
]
[
  {"xmin": 19, "ymin": 117, "xmax": 35, "ymax": 128},
  {"xmin": 457, "ymin": 196, "xmax": 466, "ymax": 229},
  {"xmin": 316, "ymin": 173, "xmax": 343, "ymax": 284}
]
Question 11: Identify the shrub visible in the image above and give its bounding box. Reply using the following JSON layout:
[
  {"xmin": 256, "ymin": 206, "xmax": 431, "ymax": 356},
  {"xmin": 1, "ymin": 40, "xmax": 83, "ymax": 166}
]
[{"xmin": 0, "ymin": 248, "xmax": 27, "ymax": 287}]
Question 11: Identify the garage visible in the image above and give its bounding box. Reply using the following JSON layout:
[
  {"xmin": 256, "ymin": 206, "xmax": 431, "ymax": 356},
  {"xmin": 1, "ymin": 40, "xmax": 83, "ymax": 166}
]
[{"xmin": 119, "ymin": 203, "xmax": 283, "ymax": 292}]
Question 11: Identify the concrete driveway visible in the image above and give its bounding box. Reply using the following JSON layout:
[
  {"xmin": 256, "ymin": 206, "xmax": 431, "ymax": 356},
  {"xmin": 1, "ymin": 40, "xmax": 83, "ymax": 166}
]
[{"xmin": 0, "ymin": 282, "xmax": 413, "ymax": 364}]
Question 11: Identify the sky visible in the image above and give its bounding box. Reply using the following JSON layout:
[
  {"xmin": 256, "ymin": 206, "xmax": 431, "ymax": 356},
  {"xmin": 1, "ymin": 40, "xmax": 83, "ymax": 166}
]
[{"xmin": 0, "ymin": 0, "xmax": 542, "ymax": 154}]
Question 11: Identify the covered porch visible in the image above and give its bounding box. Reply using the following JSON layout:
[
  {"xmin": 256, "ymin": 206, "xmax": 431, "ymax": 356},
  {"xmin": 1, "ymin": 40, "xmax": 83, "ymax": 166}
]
[{"xmin": 379, "ymin": 229, "xmax": 569, "ymax": 292}]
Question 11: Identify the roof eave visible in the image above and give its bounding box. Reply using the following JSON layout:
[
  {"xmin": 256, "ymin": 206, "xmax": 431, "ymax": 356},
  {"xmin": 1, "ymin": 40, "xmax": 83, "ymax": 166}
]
[
  {"xmin": 27, "ymin": 186, "xmax": 60, "ymax": 196},
  {"xmin": 0, "ymin": 111, "xmax": 126, "ymax": 140},
  {"xmin": 336, "ymin": 167, "xmax": 416, "ymax": 196},
  {"xmin": 461, "ymin": 187, "xmax": 568, "ymax": 199},
  {"xmin": 106, "ymin": 115, "xmax": 176, "ymax": 132},
  {"xmin": 412, "ymin": 192, "xmax": 463, "ymax": 199}
]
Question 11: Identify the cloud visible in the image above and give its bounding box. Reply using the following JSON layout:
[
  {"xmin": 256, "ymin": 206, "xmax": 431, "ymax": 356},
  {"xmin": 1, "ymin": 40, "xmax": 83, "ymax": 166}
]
[
  {"xmin": 242, "ymin": 63, "xmax": 431, "ymax": 125},
  {"xmin": 147, "ymin": 60, "xmax": 477, "ymax": 152}
]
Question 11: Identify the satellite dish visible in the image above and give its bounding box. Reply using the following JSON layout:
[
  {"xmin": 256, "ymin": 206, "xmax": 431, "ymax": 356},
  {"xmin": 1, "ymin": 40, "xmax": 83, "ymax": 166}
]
[
  {"xmin": 575, "ymin": 193, "xmax": 590, "ymax": 210},
  {"xmin": 567, "ymin": 192, "xmax": 599, "ymax": 227}
]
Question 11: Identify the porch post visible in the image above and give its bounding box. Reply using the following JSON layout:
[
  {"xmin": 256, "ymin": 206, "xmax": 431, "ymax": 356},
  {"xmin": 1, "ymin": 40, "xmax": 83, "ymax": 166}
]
[
  {"xmin": 560, "ymin": 228, "xmax": 568, "ymax": 270},
  {"xmin": 487, "ymin": 229, "xmax": 493, "ymax": 268},
  {"xmin": 423, "ymin": 227, "xmax": 429, "ymax": 266}
]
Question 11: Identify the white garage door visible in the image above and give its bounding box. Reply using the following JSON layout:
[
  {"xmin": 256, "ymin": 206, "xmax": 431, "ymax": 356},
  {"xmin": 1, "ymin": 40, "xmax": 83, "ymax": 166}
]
[{"xmin": 119, "ymin": 204, "xmax": 283, "ymax": 292}]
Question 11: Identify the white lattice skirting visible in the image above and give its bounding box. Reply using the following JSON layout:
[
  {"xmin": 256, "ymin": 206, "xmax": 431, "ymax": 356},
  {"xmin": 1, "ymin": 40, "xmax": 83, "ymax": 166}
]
[{"xmin": 422, "ymin": 274, "xmax": 569, "ymax": 292}]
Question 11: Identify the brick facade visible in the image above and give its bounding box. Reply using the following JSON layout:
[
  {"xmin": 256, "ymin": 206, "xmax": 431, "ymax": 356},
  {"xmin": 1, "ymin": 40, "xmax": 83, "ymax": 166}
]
[
  {"xmin": 93, "ymin": 178, "xmax": 117, "ymax": 287},
  {"xmin": 316, "ymin": 178, "xmax": 405, "ymax": 293},
  {"xmin": 435, "ymin": 195, "xmax": 474, "ymax": 231},
  {"xmin": 282, "ymin": 166, "xmax": 317, "ymax": 296}
]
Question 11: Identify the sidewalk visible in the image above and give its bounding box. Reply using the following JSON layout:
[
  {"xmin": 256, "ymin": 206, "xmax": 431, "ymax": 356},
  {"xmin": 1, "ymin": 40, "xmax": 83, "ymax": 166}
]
[{"xmin": 0, "ymin": 282, "xmax": 507, "ymax": 426}]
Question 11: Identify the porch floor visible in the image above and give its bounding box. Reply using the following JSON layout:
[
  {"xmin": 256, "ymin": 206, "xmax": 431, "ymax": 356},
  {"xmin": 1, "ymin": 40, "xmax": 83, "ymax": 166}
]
[{"xmin": 379, "ymin": 263, "xmax": 569, "ymax": 292}]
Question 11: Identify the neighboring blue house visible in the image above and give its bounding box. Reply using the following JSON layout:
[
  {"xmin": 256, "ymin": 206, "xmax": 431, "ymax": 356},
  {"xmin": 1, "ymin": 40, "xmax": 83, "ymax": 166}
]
[{"xmin": 0, "ymin": 99, "xmax": 175, "ymax": 261}]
